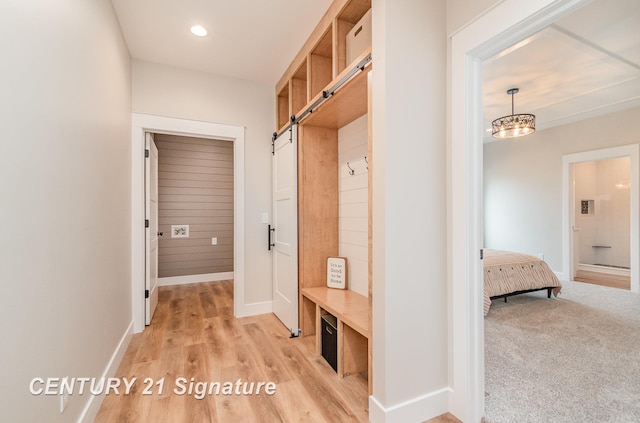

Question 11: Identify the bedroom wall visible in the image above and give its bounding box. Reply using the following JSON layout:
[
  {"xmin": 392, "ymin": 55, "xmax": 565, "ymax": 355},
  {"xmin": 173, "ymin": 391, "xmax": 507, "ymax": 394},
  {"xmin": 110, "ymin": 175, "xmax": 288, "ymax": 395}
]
[
  {"xmin": 131, "ymin": 60, "xmax": 273, "ymax": 305},
  {"xmin": 483, "ymin": 106, "xmax": 640, "ymax": 274}
]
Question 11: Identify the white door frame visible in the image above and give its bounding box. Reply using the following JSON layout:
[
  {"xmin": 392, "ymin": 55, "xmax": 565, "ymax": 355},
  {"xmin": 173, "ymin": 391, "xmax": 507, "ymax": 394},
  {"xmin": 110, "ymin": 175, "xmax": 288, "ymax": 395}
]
[
  {"xmin": 449, "ymin": 0, "xmax": 590, "ymax": 421},
  {"xmin": 145, "ymin": 133, "xmax": 159, "ymax": 324},
  {"xmin": 562, "ymin": 144, "xmax": 640, "ymax": 292},
  {"xmin": 131, "ymin": 113, "xmax": 245, "ymax": 333}
]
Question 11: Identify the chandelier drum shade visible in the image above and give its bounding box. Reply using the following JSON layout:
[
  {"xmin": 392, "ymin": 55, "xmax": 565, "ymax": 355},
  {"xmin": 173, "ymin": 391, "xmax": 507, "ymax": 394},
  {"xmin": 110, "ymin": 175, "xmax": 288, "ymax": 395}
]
[{"xmin": 491, "ymin": 88, "xmax": 535, "ymax": 139}]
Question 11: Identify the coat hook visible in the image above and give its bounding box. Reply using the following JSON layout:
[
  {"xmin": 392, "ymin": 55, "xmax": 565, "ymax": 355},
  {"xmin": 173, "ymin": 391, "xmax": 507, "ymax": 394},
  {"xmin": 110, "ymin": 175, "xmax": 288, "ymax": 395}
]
[
  {"xmin": 364, "ymin": 156, "xmax": 368, "ymax": 170},
  {"xmin": 346, "ymin": 162, "xmax": 355, "ymax": 175}
]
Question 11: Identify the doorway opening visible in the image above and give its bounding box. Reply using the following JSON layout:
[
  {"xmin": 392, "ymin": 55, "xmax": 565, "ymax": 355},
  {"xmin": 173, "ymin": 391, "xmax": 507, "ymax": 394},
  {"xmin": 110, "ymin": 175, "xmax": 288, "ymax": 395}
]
[
  {"xmin": 451, "ymin": 0, "xmax": 600, "ymax": 421},
  {"xmin": 154, "ymin": 133, "xmax": 235, "ymax": 286},
  {"xmin": 563, "ymin": 144, "xmax": 640, "ymax": 293},
  {"xmin": 131, "ymin": 113, "xmax": 245, "ymax": 334},
  {"xmin": 573, "ymin": 157, "xmax": 630, "ymax": 288},
  {"xmin": 452, "ymin": 0, "xmax": 640, "ymax": 420}
]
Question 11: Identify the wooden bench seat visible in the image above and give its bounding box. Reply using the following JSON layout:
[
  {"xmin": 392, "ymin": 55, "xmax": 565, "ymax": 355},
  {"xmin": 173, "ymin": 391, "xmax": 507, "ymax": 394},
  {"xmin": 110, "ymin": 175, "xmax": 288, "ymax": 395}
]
[{"xmin": 300, "ymin": 287, "xmax": 370, "ymax": 381}]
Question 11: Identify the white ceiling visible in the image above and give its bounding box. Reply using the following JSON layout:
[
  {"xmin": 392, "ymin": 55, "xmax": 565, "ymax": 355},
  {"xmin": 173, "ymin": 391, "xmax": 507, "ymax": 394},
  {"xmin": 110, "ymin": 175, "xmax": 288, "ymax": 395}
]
[
  {"xmin": 483, "ymin": 0, "xmax": 640, "ymax": 141},
  {"xmin": 110, "ymin": 0, "xmax": 332, "ymax": 84},
  {"xmin": 110, "ymin": 0, "xmax": 639, "ymax": 134}
]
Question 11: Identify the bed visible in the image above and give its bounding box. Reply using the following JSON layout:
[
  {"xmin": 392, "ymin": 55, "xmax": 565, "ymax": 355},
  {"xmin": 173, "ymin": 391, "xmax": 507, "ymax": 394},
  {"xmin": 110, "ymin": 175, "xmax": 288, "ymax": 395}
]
[{"xmin": 483, "ymin": 249, "xmax": 562, "ymax": 316}]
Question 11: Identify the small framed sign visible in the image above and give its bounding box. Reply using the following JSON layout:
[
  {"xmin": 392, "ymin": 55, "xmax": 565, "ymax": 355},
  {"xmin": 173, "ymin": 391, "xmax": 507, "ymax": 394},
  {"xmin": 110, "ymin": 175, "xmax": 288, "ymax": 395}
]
[
  {"xmin": 327, "ymin": 257, "xmax": 348, "ymax": 289},
  {"xmin": 171, "ymin": 224, "xmax": 189, "ymax": 238}
]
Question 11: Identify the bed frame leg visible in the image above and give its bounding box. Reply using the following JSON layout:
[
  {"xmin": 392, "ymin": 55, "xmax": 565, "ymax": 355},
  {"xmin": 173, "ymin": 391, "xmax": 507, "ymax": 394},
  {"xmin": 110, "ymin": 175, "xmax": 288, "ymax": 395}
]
[{"xmin": 547, "ymin": 288, "xmax": 552, "ymax": 298}]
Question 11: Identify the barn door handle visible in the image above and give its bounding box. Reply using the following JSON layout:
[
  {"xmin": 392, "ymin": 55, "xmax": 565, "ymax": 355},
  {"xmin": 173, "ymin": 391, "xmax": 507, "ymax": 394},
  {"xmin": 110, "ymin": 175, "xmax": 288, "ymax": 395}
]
[{"xmin": 268, "ymin": 225, "xmax": 275, "ymax": 251}]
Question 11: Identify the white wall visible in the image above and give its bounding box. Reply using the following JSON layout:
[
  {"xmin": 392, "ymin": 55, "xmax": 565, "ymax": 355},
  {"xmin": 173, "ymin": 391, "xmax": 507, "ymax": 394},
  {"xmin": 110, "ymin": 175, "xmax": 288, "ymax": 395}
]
[
  {"xmin": 484, "ymin": 107, "xmax": 640, "ymax": 273},
  {"xmin": 131, "ymin": 60, "xmax": 274, "ymax": 305},
  {"xmin": 447, "ymin": 0, "xmax": 503, "ymax": 35},
  {"xmin": 338, "ymin": 114, "xmax": 369, "ymax": 297},
  {"xmin": 0, "ymin": 1, "xmax": 132, "ymax": 422},
  {"xmin": 371, "ymin": 0, "xmax": 448, "ymax": 421}
]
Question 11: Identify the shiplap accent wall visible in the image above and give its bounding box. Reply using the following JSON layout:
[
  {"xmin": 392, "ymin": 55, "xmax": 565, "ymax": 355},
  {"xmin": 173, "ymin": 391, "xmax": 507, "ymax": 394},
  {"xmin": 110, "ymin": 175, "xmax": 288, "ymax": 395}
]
[
  {"xmin": 156, "ymin": 134, "xmax": 234, "ymax": 277},
  {"xmin": 338, "ymin": 114, "xmax": 369, "ymax": 297}
]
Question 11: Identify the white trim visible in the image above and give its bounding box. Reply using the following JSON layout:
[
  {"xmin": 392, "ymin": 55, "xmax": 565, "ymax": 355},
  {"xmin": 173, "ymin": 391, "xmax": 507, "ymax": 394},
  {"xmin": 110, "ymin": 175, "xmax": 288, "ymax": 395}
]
[
  {"xmin": 554, "ymin": 271, "xmax": 566, "ymax": 281},
  {"xmin": 369, "ymin": 388, "xmax": 450, "ymax": 423},
  {"xmin": 158, "ymin": 272, "xmax": 234, "ymax": 286},
  {"xmin": 131, "ymin": 113, "xmax": 246, "ymax": 333},
  {"xmin": 562, "ymin": 144, "xmax": 639, "ymax": 292},
  {"xmin": 79, "ymin": 321, "xmax": 134, "ymax": 423},
  {"xmin": 241, "ymin": 300, "xmax": 273, "ymax": 317},
  {"xmin": 450, "ymin": 0, "xmax": 590, "ymax": 421},
  {"xmin": 577, "ymin": 263, "xmax": 630, "ymax": 278}
]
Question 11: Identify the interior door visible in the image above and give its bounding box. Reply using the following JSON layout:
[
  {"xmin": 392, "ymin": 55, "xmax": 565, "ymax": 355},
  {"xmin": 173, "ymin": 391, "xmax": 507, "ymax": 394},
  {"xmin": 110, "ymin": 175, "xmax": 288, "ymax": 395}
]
[
  {"xmin": 272, "ymin": 125, "xmax": 299, "ymax": 336},
  {"xmin": 145, "ymin": 132, "xmax": 159, "ymax": 325}
]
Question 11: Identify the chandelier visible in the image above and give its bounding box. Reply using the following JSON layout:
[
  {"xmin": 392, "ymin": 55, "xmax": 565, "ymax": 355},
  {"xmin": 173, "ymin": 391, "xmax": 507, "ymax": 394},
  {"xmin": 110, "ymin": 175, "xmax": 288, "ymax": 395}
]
[{"xmin": 491, "ymin": 88, "xmax": 535, "ymax": 139}]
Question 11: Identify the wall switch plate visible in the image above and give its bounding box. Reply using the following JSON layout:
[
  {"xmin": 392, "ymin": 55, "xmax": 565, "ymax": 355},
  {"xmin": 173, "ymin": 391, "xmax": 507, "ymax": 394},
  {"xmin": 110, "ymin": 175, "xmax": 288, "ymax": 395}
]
[
  {"xmin": 262, "ymin": 213, "xmax": 269, "ymax": 224},
  {"xmin": 211, "ymin": 237, "xmax": 217, "ymax": 245}
]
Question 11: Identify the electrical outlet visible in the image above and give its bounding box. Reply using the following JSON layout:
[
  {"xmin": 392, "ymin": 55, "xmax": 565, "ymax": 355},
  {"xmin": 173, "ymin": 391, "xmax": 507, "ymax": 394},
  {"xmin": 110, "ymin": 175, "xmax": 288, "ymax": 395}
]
[
  {"xmin": 261, "ymin": 213, "xmax": 269, "ymax": 224},
  {"xmin": 211, "ymin": 237, "xmax": 217, "ymax": 245}
]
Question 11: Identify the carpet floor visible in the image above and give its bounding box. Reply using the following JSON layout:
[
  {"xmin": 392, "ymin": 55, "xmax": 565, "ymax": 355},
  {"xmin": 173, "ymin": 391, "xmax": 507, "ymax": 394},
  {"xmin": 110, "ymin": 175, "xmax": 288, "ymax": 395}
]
[{"xmin": 485, "ymin": 280, "xmax": 640, "ymax": 423}]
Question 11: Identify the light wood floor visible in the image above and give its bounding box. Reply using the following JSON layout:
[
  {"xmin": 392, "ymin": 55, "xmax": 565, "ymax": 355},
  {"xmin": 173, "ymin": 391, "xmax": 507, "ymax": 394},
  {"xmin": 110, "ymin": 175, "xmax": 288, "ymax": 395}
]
[
  {"xmin": 574, "ymin": 270, "xmax": 630, "ymax": 290},
  {"xmin": 95, "ymin": 280, "xmax": 459, "ymax": 423}
]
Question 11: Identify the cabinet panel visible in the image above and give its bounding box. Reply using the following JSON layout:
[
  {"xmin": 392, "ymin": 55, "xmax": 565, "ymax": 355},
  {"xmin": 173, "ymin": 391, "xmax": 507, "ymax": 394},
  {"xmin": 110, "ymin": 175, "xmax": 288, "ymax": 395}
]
[{"xmin": 298, "ymin": 125, "xmax": 339, "ymax": 293}]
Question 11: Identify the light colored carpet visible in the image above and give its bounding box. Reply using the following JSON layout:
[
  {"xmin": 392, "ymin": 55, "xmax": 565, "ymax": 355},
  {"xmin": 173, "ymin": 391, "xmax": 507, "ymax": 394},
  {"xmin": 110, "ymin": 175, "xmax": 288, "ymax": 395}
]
[{"xmin": 485, "ymin": 280, "xmax": 640, "ymax": 423}]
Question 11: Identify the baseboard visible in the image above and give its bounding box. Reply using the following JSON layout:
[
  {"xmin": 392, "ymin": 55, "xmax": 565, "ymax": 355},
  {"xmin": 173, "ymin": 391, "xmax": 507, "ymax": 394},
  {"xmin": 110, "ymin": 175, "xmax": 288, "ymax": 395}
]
[
  {"xmin": 79, "ymin": 320, "xmax": 134, "ymax": 423},
  {"xmin": 158, "ymin": 272, "xmax": 234, "ymax": 286},
  {"xmin": 238, "ymin": 300, "xmax": 273, "ymax": 317},
  {"xmin": 577, "ymin": 263, "xmax": 630, "ymax": 277},
  {"xmin": 369, "ymin": 387, "xmax": 450, "ymax": 423}
]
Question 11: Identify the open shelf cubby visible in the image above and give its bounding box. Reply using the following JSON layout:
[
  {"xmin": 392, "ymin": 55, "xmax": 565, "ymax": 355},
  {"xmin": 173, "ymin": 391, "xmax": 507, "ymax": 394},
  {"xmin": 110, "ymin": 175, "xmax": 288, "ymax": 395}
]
[
  {"xmin": 309, "ymin": 26, "xmax": 333, "ymax": 101},
  {"xmin": 291, "ymin": 59, "xmax": 308, "ymax": 118},
  {"xmin": 335, "ymin": 0, "xmax": 371, "ymax": 75},
  {"xmin": 277, "ymin": 83, "xmax": 290, "ymax": 130}
]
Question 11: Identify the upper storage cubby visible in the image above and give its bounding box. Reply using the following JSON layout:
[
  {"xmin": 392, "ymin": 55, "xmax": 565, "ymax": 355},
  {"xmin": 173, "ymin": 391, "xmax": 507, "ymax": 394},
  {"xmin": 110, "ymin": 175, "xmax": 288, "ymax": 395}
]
[
  {"xmin": 335, "ymin": 0, "xmax": 372, "ymax": 75},
  {"xmin": 291, "ymin": 59, "xmax": 308, "ymax": 116},
  {"xmin": 277, "ymin": 83, "xmax": 290, "ymax": 131},
  {"xmin": 309, "ymin": 26, "xmax": 333, "ymax": 101},
  {"xmin": 274, "ymin": 0, "xmax": 372, "ymax": 130}
]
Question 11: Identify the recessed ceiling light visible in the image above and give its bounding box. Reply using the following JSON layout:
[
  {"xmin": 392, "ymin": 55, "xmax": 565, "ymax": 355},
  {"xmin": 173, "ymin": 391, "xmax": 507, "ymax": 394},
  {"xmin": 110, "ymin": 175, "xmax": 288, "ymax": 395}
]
[{"xmin": 190, "ymin": 25, "xmax": 208, "ymax": 37}]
